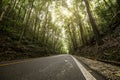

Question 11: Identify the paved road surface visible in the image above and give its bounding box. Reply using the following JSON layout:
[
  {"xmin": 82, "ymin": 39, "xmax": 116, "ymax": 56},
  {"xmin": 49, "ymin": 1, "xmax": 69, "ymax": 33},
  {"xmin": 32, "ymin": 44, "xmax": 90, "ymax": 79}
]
[{"xmin": 0, "ymin": 54, "xmax": 105, "ymax": 80}]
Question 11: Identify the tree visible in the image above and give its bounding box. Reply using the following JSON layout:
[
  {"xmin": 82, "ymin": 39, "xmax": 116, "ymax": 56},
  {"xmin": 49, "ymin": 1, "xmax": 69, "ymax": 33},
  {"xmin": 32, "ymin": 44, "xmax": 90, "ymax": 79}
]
[
  {"xmin": 83, "ymin": 0, "xmax": 101, "ymax": 44},
  {"xmin": 0, "ymin": 0, "xmax": 11, "ymax": 21}
]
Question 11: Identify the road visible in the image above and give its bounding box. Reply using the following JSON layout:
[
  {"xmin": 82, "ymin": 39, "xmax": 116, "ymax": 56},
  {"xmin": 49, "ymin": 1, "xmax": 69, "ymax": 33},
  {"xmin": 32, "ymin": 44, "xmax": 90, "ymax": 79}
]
[{"xmin": 0, "ymin": 54, "xmax": 105, "ymax": 80}]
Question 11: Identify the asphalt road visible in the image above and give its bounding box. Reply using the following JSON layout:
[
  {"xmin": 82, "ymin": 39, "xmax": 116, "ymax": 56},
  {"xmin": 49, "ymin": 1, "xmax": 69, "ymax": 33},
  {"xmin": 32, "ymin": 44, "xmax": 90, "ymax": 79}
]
[{"xmin": 0, "ymin": 54, "xmax": 106, "ymax": 80}]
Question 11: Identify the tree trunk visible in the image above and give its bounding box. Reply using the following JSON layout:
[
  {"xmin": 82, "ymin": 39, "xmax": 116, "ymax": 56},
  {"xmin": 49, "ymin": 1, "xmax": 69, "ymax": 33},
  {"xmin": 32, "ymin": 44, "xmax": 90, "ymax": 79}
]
[
  {"xmin": 17, "ymin": 0, "xmax": 25, "ymax": 21},
  {"xmin": 32, "ymin": 16, "xmax": 38, "ymax": 41},
  {"xmin": 67, "ymin": 24, "xmax": 77, "ymax": 51},
  {"xmin": 7, "ymin": 0, "xmax": 17, "ymax": 16},
  {"xmin": 83, "ymin": 0, "xmax": 101, "ymax": 44},
  {"xmin": 19, "ymin": 0, "xmax": 35, "ymax": 43},
  {"xmin": 103, "ymin": 0, "xmax": 115, "ymax": 15},
  {"xmin": 0, "ymin": 1, "xmax": 10, "ymax": 21}
]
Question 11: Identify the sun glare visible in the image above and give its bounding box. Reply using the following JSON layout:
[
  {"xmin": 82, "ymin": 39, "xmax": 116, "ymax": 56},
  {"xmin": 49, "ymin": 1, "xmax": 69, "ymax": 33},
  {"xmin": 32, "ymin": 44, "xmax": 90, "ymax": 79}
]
[
  {"xmin": 60, "ymin": 6, "xmax": 72, "ymax": 18},
  {"xmin": 48, "ymin": 0, "xmax": 73, "ymax": 23},
  {"xmin": 66, "ymin": 0, "xmax": 73, "ymax": 8}
]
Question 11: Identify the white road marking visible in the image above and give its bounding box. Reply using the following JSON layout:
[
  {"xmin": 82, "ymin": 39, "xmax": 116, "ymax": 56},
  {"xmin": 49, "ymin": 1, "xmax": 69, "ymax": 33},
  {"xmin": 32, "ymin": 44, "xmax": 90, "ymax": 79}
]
[{"xmin": 71, "ymin": 56, "xmax": 96, "ymax": 80}]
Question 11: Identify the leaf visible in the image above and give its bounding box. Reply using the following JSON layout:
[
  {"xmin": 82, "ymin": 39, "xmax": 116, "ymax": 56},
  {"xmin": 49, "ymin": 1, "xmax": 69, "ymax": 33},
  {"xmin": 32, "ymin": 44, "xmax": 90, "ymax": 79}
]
[
  {"xmin": 115, "ymin": 73, "xmax": 120, "ymax": 77},
  {"xmin": 3, "ymin": 0, "xmax": 9, "ymax": 5}
]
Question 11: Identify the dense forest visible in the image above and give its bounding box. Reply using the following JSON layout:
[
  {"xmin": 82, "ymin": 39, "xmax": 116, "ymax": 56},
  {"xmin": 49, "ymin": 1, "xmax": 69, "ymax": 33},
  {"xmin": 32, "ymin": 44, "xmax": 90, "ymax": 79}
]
[{"xmin": 0, "ymin": 0, "xmax": 120, "ymax": 62}]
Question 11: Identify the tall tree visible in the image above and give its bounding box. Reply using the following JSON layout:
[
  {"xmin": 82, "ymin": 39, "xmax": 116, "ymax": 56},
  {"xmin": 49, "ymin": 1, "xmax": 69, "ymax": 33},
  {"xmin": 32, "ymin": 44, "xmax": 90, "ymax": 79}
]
[
  {"xmin": 0, "ymin": 0, "xmax": 11, "ymax": 21},
  {"xmin": 19, "ymin": 0, "xmax": 35, "ymax": 42},
  {"xmin": 83, "ymin": 0, "xmax": 101, "ymax": 44}
]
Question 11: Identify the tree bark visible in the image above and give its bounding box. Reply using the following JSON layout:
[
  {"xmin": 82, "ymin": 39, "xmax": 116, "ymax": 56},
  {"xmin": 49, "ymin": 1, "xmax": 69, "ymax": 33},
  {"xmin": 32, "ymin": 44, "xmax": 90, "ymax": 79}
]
[
  {"xmin": 0, "ymin": 1, "xmax": 10, "ymax": 21},
  {"xmin": 83, "ymin": 0, "xmax": 101, "ymax": 44}
]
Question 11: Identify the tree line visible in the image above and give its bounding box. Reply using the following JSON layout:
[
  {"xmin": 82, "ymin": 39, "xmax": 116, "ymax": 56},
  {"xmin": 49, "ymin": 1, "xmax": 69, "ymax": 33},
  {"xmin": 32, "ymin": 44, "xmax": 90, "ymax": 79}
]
[{"xmin": 0, "ymin": 0, "xmax": 120, "ymax": 54}]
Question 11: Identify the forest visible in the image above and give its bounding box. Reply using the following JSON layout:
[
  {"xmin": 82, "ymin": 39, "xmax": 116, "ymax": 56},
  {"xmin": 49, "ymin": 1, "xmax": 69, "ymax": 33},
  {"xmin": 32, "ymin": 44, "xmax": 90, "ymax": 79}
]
[{"xmin": 0, "ymin": 0, "xmax": 120, "ymax": 62}]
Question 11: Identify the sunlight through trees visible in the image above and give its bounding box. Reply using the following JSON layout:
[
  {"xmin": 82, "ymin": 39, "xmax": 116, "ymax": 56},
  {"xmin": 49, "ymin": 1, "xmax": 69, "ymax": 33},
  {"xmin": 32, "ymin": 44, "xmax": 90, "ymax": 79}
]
[{"xmin": 0, "ymin": 0, "xmax": 119, "ymax": 55}]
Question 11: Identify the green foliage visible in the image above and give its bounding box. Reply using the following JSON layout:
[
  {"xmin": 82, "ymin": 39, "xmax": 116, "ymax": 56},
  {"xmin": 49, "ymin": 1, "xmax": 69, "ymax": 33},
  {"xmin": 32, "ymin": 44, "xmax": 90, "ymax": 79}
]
[
  {"xmin": 2, "ymin": 0, "xmax": 9, "ymax": 6},
  {"xmin": 0, "ymin": 0, "xmax": 120, "ymax": 61}
]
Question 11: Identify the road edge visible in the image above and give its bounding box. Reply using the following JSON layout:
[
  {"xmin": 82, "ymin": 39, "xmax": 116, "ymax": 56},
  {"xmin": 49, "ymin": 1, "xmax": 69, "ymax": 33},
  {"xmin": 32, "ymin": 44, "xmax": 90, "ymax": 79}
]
[{"xmin": 71, "ymin": 55, "xmax": 96, "ymax": 80}]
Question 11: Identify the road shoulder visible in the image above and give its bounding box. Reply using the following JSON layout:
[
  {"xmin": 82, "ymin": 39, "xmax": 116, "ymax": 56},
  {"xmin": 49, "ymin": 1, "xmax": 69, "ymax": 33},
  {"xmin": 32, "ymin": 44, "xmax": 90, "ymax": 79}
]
[{"xmin": 75, "ymin": 56, "xmax": 120, "ymax": 80}]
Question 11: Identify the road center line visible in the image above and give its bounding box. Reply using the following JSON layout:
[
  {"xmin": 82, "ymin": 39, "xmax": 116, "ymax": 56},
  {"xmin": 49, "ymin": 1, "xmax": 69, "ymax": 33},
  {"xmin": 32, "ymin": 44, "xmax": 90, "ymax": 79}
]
[
  {"xmin": 71, "ymin": 56, "xmax": 96, "ymax": 80},
  {"xmin": 0, "ymin": 60, "xmax": 34, "ymax": 67}
]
